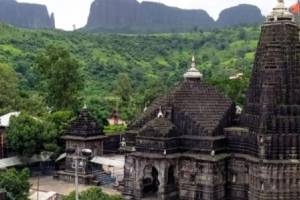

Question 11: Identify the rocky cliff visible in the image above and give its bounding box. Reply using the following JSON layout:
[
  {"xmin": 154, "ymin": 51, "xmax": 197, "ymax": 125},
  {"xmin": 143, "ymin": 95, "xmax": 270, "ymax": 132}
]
[
  {"xmin": 217, "ymin": 4, "xmax": 264, "ymax": 27},
  {"xmin": 85, "ymin": 0, "xmax": 265, "ymax": 33},
  {"xmin": 0, "ymin": 0, "xmax": 55, "ymax": 29},
  {"xmin": 85, "ymin": 0, "xmax": 215, "ymax": 33}
]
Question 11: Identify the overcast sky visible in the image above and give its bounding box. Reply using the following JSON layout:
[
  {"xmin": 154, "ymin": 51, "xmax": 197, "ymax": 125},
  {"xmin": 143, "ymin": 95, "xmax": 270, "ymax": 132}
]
[{"xmin": 17, "ymin": 0, "xmax": 297, "ymax": 30}]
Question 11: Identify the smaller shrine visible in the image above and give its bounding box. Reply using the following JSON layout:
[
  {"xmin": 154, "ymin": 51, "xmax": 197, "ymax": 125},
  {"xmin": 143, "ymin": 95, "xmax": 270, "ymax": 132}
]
[
  {"xmin": 107, "ymin": 111, "xmax": 126, "ymax": 126},
  {"xmin": 57, "ymin": 108, "xmax": 107, "ymax": 184}
]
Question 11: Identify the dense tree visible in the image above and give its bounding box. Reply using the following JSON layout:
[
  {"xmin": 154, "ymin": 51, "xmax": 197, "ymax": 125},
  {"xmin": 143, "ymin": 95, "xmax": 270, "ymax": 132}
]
[
  {"xmin": 45, "ymin": 111, "xmax": 74, "ymax": 153},
  {"xmin": 35, "ymin": 45, "xmax": 84, "ymax": 112},
  {"xmin": 6, "ymin": 113, "xmax": 55, "ymax": 156},
  {"xmin": 0, "ymin": 168, "xmax": 30, "ymax": 200},
  {"xmin": 114, "ymin": 73, "xmax": 133, "ymax": 103},
  {"xmin": 62, "ymin": 187, "xmax": 122, "ymax": 200},
  {"xmin": 17, "ymin": 91, "xmax": 48, "ymax": 117},
  {"xmin": 0, "ymin": 63, "xmax": 19, "ymax": 115}
]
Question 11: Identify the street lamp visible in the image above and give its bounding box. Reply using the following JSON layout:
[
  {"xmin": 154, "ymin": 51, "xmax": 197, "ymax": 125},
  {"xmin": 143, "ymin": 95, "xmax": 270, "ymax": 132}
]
[{"xmin": 66, "ymin": 148, "xmax": 92, "ymax": 200}]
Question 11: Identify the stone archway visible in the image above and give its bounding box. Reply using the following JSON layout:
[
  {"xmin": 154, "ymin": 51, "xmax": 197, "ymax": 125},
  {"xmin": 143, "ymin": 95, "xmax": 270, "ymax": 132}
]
[
  {"xmin": 142, "ymin": 165, "xmax": 160, "ymax": 198},
  {"xmin": 167, "ymin": 165, "xmax": 175, "ymax": 186}
]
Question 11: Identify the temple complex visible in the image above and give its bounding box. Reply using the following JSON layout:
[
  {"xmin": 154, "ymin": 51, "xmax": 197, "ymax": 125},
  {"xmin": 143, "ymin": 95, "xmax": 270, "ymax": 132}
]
[{"xmin": 123, "ymin": 0, "xmax": 300, "ymax": 199}]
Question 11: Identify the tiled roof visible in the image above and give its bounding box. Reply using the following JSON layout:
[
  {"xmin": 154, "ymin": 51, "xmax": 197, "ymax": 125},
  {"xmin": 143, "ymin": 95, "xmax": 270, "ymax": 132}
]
[
  {"xmin": 130, "ymin": 79, "xmax": 234, "ymax": 136},
  {"xmin": 139, "ymin": 117, "xmax": 178, "ymax": 138}
]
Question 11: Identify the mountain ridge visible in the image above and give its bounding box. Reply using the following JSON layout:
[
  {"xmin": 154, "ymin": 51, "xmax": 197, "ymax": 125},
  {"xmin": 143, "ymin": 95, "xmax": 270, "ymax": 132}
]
[
  {"xmin": 217, "ymin": 4, "xmax": 265, "ymax": 27},
  {"xmin": 0, "ymin": 0, "xmax": 55, "ymax": 29},
  {"xmin": 84, "ymin": 0, "xmax": 264, "ymax": 33}
]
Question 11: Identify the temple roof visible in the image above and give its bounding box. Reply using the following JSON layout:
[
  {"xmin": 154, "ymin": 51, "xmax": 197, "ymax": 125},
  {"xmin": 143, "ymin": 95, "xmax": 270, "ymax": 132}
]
[
  {"xmin": 129, "ymin": 58, "xmax": 234, "ymax": 136},
  {"xmin": 139, "ymin": 117, "xmax": 178, "ymax": 138},
  {"xmin": 64, "ymin": 109, "xmax": 103, "ymax": 137}
]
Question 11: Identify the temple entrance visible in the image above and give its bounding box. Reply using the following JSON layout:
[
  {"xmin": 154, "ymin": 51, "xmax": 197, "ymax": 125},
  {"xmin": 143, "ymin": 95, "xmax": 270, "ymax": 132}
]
[
  {"xmin": 167, "ymin": 166, "xmax": 175, "ymax": 185},
  {"xmin": 142, "ymin": 165, "xmax": 160, "ymax": 198}
]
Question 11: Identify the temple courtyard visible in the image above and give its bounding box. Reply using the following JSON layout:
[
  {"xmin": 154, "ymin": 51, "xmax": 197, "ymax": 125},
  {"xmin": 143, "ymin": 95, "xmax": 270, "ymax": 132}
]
[{"xmin": 29, "ymin": 176, "xmax": 120, "ymax": 196}]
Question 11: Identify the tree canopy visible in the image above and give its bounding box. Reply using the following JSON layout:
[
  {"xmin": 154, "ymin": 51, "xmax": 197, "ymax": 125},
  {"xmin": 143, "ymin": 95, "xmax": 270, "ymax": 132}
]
[
  {"xmin": 0, "ymin": 63, "xmax": 19, "ymax": 115},
  {"xmin": 0, "ymin": 23, "xmax": 260, "ymax": 123},
  {"xmin": 6, "ymin": 113, "xmax": 56, "ymax": 156},
  {"xmin": 62, "ymin": 187, "xmax": 122, "ymax": 200},
  {"xmin": 0, "ymin": 168, "xmax": 30, "ymax": 200},
  {"xmin": 35, "ymin": 45, "xmax": 84, "ymax": 112}
]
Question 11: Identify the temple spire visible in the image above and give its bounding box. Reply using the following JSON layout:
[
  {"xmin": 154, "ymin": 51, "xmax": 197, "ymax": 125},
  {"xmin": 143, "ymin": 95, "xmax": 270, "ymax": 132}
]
[
  {"xmin": 183, "ymin": 55, "xmax": 203, "ymax": 80},
  {"xmin": 267, "ymin": 0, "xmax": 294, "ymax": 22}
]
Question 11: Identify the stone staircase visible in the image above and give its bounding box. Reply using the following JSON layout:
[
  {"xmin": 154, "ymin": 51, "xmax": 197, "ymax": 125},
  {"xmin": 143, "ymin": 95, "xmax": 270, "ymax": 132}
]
[{"xmin": 94, "ymin": 171, "xmax": 116, "ymax": 185}]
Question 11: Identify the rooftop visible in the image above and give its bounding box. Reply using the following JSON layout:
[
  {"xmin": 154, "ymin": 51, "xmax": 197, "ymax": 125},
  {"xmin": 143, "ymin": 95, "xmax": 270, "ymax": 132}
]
[
  {"xmin": 139, "ymin": 117, "xmax": 178, "ymax": 138},
  {"xmin": 64, "ymin": 109, "xmax": 104, "ymax": 137},
  {"xmin": 0, "ymin": 111, "xmax": 20, "ymax": 128},
  {"xmin": 129, "ymin": 56, "xmax": 234, "ymax": 136}
]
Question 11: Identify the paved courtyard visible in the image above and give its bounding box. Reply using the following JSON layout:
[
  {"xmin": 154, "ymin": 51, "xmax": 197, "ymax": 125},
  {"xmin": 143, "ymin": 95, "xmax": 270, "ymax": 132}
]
[{"xmin": 30, "ymin": 176, "xmax": 121, "ymax": 196}]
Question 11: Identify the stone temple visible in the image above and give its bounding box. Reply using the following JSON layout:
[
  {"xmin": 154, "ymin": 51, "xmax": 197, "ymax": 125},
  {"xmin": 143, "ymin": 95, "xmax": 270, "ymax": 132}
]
[{"xmin": 123, "ymin": 0, "xmax": 300, "ymax": 199}]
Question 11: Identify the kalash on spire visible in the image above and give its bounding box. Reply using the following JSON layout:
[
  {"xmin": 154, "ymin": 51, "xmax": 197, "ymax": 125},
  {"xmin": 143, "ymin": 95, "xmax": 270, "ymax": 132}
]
[
  {"xmin": 183, "ymin": 55, "xmax": 203, "ymax": 80},
  {"xmin": 267, "ymin": 0, "xmax": 294, "ymax": 22}
]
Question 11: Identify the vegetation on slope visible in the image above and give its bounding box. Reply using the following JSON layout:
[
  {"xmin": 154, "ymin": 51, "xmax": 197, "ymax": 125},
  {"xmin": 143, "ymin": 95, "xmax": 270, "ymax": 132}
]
[{"xmin": 0, "ymin": 23, "xmax": 260, "ymax": 123}]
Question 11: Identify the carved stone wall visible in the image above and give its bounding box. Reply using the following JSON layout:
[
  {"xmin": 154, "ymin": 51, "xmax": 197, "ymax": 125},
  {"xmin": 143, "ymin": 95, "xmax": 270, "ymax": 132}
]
[
  {"xmin": 123, "ymin": 153, "xmax": 228, "ymax": 200},
  {"xmin": 248, "ymin": 161, "xmax": 300, "ymax": 200},
  {"xmin": 124, "ymin": 154, "xmax": 179, "ymax": 200},
  {"xmin": 178, "ymin": 157, "xmax": 227, "ymax": 200}
]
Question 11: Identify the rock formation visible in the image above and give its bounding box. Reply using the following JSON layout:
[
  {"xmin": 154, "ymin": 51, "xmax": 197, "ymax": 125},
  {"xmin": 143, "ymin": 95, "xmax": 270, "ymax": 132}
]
[
  {"xmin": 217, "ymin": 4, "xmax": 265, "ymax": 27},
  {"xmin": 85, "ymin": 0, "xmax": 214, "ymax": 33},
  {"xmin": 85, "ymin": 0, "xmax": 265, "ymax": 33},
  {"xmin": 0, "ymin": 0, "xmax": 55, "ymax": 29}
]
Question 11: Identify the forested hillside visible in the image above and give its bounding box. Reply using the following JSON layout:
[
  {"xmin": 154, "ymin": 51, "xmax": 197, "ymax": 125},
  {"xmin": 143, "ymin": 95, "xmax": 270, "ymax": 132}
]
[{"xmin": 0, "ymin": 23, "xmax": 260, "ymax": 122}]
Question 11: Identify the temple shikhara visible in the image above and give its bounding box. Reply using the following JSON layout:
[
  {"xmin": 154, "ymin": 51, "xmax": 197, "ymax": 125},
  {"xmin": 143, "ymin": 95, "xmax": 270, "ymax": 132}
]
[{"xmin": 122, "ymin": 0, "xmax": 300, "ymax": 199}]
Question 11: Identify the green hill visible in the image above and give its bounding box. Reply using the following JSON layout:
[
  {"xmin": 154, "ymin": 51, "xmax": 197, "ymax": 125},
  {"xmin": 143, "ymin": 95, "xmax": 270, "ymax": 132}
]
[{"xmin": 0, "ymin": 23, "xmax": 260, "ymax": 121}]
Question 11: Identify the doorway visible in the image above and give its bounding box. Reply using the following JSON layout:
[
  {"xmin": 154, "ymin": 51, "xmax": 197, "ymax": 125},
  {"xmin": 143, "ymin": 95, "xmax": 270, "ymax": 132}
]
[{"xmin": 142, "ymin": 166, "xmax": 160, "ymax": 198}]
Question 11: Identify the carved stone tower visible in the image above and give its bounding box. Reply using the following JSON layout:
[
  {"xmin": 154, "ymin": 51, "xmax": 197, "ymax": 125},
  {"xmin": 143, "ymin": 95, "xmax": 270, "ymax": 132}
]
[{"xmin": 231, "ymin": 0, "xmax": 300, "ymax": 199}]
